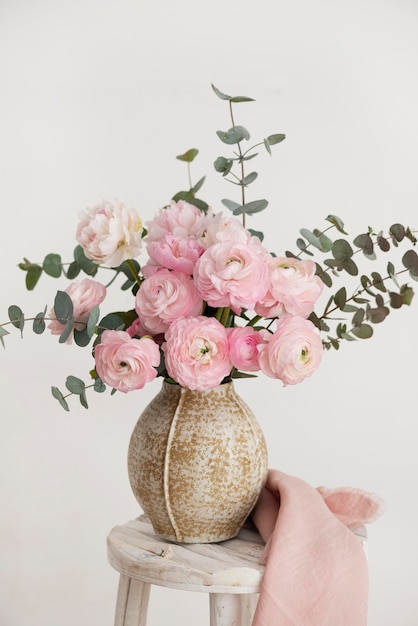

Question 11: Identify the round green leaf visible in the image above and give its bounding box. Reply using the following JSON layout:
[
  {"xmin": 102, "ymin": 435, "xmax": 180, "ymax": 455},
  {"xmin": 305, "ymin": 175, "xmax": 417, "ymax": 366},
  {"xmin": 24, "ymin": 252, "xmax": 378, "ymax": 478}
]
[{"xmin": 43, "ymin": 253, "xmax": 62, "ymax": 278}]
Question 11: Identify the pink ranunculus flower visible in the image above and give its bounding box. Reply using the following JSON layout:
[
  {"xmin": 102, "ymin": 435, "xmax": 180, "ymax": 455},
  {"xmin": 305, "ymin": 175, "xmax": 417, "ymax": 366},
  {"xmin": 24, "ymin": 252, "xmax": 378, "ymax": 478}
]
[
  {"xmin": 255, "ymin": 257, "xmax": 323, "ymax": 319},
  {"xmin": 48, "ymin": 278, "xmax": 107, "ymax": 344},
  {"xmin": 76, "ymin": 200, "xmax": 143, "ymax": 267},
  {"xmin": 94, "ymin": 330, "xmax": 160, "ymax": 393},
  {"xmin": 199, "ymin": 212, "xmax": 250, "ymax": 249},
  {"xmin": 147, "ymin": 234, "xmax": 204, "ymax": 274},
  {"xmin": 258, "ymin": 316, "xmax": 323, "ymax": 385},
  {"xmin": 135, "ymin": 269, "xmax": 203, "ymax": 335},
  {"xmin": 227, "ymin": 326, "xmax": 266, "ymax": 372},
  {"xmin": 126, "ymin": 317, "xmax": 148, "ymax": 338},
  {"xmin": 193, "ymin": 240, "xmax": 270, "ymax": 314},
  {"xmin": 163, "ymin": 316, "xmax": 232, "ymax": 390},
  {"xmin": 145, "ymin": 200, "xmax": 212, "ymax": 242}
]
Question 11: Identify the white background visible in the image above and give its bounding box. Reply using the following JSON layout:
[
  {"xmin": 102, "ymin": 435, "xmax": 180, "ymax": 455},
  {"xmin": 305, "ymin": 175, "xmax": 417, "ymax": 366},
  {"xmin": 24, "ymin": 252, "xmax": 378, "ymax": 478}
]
[{"xmin": 1, "ymin": 1, "xmax": 418, "ymax": 624}]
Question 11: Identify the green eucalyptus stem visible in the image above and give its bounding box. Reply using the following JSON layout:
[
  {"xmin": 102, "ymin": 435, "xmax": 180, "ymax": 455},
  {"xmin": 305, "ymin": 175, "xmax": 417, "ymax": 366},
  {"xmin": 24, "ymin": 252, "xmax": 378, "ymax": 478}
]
[{"xmin": 229, "ymin": 99, "xmax": 247, "ymax": 227}]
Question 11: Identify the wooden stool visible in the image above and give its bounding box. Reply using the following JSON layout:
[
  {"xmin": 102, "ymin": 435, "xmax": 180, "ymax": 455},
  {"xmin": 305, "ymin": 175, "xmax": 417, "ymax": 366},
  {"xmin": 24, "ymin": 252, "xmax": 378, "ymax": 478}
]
[
  {"xmin": 107, "ymin": 516, "xmax": 368, "ymax": 626},
  {"xmin": 107, "ymin": 516, "xmax": 265, "ymax": 626}
]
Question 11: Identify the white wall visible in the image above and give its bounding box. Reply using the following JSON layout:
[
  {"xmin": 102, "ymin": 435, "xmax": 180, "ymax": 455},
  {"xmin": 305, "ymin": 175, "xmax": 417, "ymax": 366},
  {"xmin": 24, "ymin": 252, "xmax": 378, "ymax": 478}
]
[{"xmin": 1, "ymin": 1, "xmax": 417, "ymax": 624}]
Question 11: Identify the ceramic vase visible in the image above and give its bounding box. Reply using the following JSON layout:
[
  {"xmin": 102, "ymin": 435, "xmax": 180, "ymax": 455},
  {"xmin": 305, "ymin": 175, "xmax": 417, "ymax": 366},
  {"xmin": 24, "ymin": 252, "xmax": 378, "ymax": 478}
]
[{"xmin": 127, "ymin": 380, "xmax": 268, "ymax": 543}]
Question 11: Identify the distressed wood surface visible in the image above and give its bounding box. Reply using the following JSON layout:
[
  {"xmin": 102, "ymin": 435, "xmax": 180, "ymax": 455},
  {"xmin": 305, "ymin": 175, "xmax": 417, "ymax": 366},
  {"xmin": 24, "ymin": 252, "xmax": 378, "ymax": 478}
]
[{"xmin": 107, "ymin": 516, "xmax": 266, "ymax": 594}]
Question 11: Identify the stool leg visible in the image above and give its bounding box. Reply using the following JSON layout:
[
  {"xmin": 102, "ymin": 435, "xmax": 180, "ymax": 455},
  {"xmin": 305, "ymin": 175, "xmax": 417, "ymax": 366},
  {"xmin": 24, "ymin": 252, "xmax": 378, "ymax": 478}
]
[
  {"xmin": 114, "ymin": 574, "xmax": 151, "ymax": 626},
  {"xmin": 209, "ymin": 593, "xmax": 258, "ymax": 626}
]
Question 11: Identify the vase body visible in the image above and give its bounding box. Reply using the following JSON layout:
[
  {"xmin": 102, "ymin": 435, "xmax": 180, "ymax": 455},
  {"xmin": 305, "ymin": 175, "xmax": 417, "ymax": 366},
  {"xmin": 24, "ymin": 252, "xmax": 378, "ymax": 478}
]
[{"xmin": 127, "ymin": 381, "xmax": 268, "ymax": 543}]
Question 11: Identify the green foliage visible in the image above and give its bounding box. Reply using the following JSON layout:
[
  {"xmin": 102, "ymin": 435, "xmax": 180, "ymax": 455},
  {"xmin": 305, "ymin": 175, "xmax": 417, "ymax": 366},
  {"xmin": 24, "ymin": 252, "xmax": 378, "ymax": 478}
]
[
  {"xmin": 290, "ymin": 217, "xmax": 416, "ymax": 350},
  {"xmin": 2, "ymin": 84, "xmax": 417, "ymax": 410}
]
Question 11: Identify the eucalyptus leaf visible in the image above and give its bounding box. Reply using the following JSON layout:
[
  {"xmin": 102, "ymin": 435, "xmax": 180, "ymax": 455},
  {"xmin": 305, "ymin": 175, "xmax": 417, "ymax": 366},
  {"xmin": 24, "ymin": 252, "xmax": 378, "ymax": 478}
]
[
  {"xmin": 266, "ymin": 133, "xmax": 286, "ymax": 145},
  {"xmin": 73, "ymin": 245, "xmax": 98, "ymax": 276},
  {"xmin": 176, "ymin": 148, "xmax": 199, "ymax": 162},
  {"xmin": 334, "ymin": 287, "xmax": 347, "ymax": 309},
  {"xmin": 33, "ymin": 312, "xmax": 46, "ymax": 334},
  {"xmin": 371, "ymin": 272, "xmax": 386, "ymax": 292},
  {"xmin": 233, "ymin": 199, "xmax": 268, "ymax": 216},
  {"xmin": 214, "ymin": 156, "xmax": 233, "ymax": 175},
  {"xmin": 8, "ymin": 305, "xmax": 24, "ymax": 329},
  {"xmin": 94, "ymin": 378, "xmax": 106, "ymax": 393},
  {"xmin": 58, "ymin": 319, "xmax": 74, "ymax": 344},
  {"xmin": 402, "ymin": 249, "xmax": 418, "ymax": 277},
  {"xmin": 188, "ymin": 197, "xmax": 209, "ymax": 213},
  {"xmin": 351, "ymin": 324, "xmax": 373, "ymax": 339},
  {"xmin": 51, "ymin": 386, "xmax": 69, "ymax": 411},
  {"xmin": 216, "ymin": 126, "xmax": 250, "ymax": 145},
  {"xmin": 66, "ymin": 260, "xmax": 81, "ymax": 279},
  {"xmin": 65, "ymin": 375, "xmax": 86, "ymax": 395},
  {"xmin": 0, "ymin": 326, "xmax": 10, "ymax": 347},
  {"xmin": 353, "ymin": 233, "xmax": 374, "ymax": 255},
  {"xmin": 367, "ymin": 307, "xmax": 389, "ymax": 323},
  {"xmin": 377, "ymin": 235, "xmax": 390, "ymax": 252},
  {"xmin": 326, "ymin": 215, "xmax": 348, "ymax": 234},
  {"xmin": 389, "ymin": 223, "xmax": 405, "ymax": 242},
  {"xmin": 248, "ymin": 228, "xmax": 264, "ymax": 242},
  {"xmin": 191, "ymin": 175, "xmax": 206, "ymax": 194},
  {"xmin": 242, "ymin": 172, "xmax": 258, "ymax": 185},
  {"xmin": 79, "ymin": 392, "xmax": 89, "ymax": 409},
  {"xmin": 43, "ymin": 253, "xmax": 62, "ymax": 278},
  {"xmin": 211, "ymin": 84, "xmax": 231, "ymax": 100},
  {"xmin": 389, "ymin": 292, "xmax": 403, "ymax": 309},
  {"xmin": 73, "ymin": 327, "xmax": 93, "ymax": 347},
  {"xmin": 54, "ymin": 291, "xmax": 73, "ymax": 324},
  {"xmin": 401, "ymin": 285, "xmax": 414, "ymax": 305},
  {"xmin": 26, "ymin": 265, "xmax": 43, "ymax": 290},
  {"xmin": 87, "ymin": 305, "xmax": 100, "ymax": 337},
  {"xmin": 332, "ymin": 239, "xmax": 354, "ymax": 260},
  {"xmin": 221, "ymin": 198, "xmax": 241, "ymax": 212}
]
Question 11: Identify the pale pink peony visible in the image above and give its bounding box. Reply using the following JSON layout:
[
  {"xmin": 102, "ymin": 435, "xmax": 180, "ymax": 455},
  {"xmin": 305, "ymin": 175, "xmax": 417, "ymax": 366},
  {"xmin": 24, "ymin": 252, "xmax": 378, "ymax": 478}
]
[
  {"xmin": 258, "ymin": 316, "xmax": 323, "ymax": 385},
  {"xmin": 255, "ymin": 257, "xmax": 323, "ymax": 319},
  {"xmin": 147, "ymin": 234, "xmax": 204, "ymax": 274},
  {"xmin": 227, "ymin": 326, "xmax": 266, "ymax": 372},
  {"xmin": 94, "ymin": 330, "xmax": 160, "ymax": 393},
  {"xmin": 163, "ymin": 316, "xmax": 232, "ymax": 390},
  {"xmin": 193, "ymin": 240, "xmax": 269, "ymax": 314},
  {"xmin": 76, "ymin": 200, "xmax": 143, "ymax": 267},
  {"xmin": 135, "ymin": 269, "xmax": 203, "ymax": 334},
  {"xmin": 48, "ymin": 278, "xmax": 106, "ymax": 344},
  {"xmin": 145, "ymin": 200, "xmax": 211, "ymax": 242}
]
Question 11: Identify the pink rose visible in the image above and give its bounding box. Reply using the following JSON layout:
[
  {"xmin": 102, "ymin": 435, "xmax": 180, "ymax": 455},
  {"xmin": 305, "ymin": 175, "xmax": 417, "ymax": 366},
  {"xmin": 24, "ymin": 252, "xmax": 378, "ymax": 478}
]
[
  {"xmin": 145, "ymin": 200, "xmax": 211, "ymax": 242},
  {"xmin": 193, "ymin": 240, "xmax": 269, "ymax": 314},
  {"xmin": 94, "ymin": 330, "xmax": 160, "ymax": 393},
  {"xmin": 135, "ymin": 269, "xmax": 203, "ymax": 334},
  {"xmin": 147, "ymin": 234, "xmax": 204, "ymax": 274},
  {"xmin": 227, "ymin": 326, "xmax": 266, "ymax": 372},
  {"xmin": 76, "ymin": 200, "xmax": 143, "ymax": 266},
  {"xmin": 258, "ymin": 316, "xmax": 323, "ymax": 385},
  {"xmin": 163, "ymin": 316, "xmax": 232, "ymax": 390},
  {"xmin": 48, "ymin": 278, "xmax": 107, "ymax": 344},
  {"xmin": 255, "ymin": 257, "xmax": 323, "ymax": 319}
]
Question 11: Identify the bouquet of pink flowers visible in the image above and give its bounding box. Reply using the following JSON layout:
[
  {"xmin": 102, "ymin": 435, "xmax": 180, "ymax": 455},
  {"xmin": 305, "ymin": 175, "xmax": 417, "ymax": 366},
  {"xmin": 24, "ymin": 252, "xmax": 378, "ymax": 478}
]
[{"xmin": 2, "ymin": 85, "xmax": 417, "ymax": 410}]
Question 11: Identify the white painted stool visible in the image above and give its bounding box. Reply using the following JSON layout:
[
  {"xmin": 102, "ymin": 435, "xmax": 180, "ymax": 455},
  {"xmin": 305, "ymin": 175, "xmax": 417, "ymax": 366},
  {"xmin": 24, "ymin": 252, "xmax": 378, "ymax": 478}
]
[
  {"xmin": 107, "ymin": 516, "xmax": 368, "ymax": 626},
  {"xmin": 107, "ymin": 515, "xmax": 265, "ymax": 626}
]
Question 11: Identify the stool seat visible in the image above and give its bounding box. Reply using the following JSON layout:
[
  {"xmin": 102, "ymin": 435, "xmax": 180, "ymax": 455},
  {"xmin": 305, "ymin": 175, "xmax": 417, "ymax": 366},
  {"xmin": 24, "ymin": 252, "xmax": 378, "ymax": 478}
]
[
  {"xmin": 107, "ymin": 516, "xmax": 367, "ymax": 626},
  {"xmin": 107, "ymin": 515, "xmax": 265, "ymax": 625}
]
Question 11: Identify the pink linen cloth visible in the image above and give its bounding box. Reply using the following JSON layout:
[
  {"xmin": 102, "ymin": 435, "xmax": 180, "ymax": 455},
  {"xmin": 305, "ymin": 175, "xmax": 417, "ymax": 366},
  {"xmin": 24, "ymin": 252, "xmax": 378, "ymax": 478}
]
[{"xmin": 251, "ymin": 469, "xmax": 383, "ymax": 626}]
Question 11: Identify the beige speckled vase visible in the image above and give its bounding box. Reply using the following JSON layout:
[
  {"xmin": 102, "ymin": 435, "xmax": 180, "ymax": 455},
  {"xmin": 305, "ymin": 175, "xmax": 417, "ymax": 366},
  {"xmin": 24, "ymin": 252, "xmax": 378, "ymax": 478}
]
[{"xmin": 127, "ymin": 380, "xmax": 268, "ymax": 543}]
